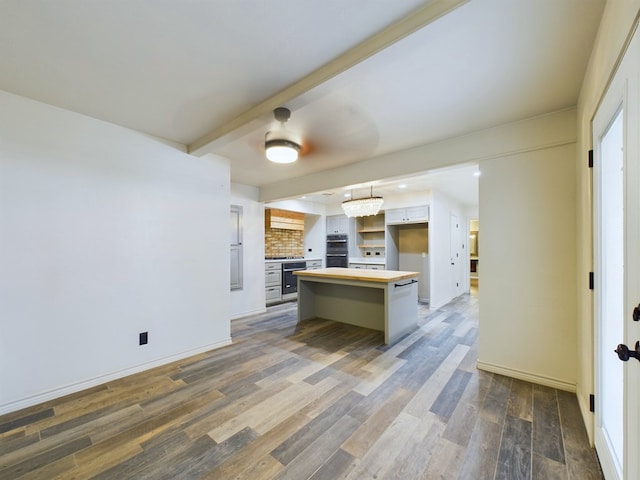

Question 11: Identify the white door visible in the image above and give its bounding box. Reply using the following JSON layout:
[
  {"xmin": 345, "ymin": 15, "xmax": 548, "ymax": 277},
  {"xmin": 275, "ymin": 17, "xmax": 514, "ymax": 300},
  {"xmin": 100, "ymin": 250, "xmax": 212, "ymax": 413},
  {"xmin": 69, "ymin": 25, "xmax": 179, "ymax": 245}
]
[{"xmin": 593, "ymin": 27, "xmax": 640, "ymax": 480}]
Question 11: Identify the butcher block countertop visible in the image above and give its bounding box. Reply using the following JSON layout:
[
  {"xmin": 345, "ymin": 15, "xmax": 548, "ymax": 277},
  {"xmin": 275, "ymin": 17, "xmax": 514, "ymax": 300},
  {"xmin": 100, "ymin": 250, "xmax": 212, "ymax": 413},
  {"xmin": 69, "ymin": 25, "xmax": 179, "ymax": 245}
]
[{"xmin": 295, "ymin": 267, "xmax": 419, "ymax": 283}]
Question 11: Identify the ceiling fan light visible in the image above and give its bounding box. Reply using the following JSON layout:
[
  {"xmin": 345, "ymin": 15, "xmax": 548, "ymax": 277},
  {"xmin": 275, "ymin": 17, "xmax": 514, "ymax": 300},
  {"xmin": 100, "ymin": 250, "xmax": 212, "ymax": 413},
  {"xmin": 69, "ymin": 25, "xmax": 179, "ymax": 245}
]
[
  {"xmin": 265, "ymin": 107, "xmax": 301, "ymax": 164},
  {"xmin": 265, "ymin": 138, "xmax": 300, "ymax": 164}
]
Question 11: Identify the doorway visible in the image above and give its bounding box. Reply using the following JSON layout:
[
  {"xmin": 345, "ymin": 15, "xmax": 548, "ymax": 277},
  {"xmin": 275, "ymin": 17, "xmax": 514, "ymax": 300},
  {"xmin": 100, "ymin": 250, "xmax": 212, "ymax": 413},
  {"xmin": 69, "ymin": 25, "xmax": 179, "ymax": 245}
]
[{"xmin": 469, "ymin": 218, "xmax": 479, "ymax": 288}]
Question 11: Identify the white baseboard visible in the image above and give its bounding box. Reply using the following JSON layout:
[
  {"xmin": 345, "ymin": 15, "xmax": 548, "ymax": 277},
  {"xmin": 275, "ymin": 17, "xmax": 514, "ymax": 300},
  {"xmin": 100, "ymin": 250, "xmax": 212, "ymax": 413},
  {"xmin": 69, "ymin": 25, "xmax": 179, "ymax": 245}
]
[
  {"xmin": 231, "ymin": 306, "xmax": 267, "ymax": 320},
  {"xmin": 429, "ymin": 299, "xmax": 448, "ymax": 311},
  {"xmin": 0, "ymin": 337, "xmax": 232, "ymax": 416},
  {"xmin": 477, "ymin": 361, "xmax": 576, "ymax": 392}
]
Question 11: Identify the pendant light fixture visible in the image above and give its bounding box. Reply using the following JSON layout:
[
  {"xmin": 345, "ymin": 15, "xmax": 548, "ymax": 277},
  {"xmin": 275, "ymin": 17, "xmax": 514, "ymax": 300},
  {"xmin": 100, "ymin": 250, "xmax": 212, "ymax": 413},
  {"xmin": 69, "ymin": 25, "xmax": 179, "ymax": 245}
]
[
  {"xmin": 265, "ymin": 107, "xmax": 301, "ymax": 164},
  {"xmin": 342, "ymin": 185, "xmax": 384, "ymax": 217}
]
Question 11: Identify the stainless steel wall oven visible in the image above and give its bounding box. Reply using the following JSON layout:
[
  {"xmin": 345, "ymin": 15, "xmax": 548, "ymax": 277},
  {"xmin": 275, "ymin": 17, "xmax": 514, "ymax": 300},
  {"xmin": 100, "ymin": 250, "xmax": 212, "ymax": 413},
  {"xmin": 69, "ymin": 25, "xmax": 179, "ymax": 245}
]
[{"xmin": 326, "ymin": 234, "xmax": 348, "ymax": 267}]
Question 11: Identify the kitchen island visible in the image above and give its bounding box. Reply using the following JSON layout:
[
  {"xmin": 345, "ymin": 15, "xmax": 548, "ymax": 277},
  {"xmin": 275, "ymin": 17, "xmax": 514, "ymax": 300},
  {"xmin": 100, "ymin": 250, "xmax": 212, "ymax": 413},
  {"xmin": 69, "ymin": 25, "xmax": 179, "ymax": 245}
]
[{"xmin": 294, "ymin": 267, "xmax": 420, "ymax": 344}]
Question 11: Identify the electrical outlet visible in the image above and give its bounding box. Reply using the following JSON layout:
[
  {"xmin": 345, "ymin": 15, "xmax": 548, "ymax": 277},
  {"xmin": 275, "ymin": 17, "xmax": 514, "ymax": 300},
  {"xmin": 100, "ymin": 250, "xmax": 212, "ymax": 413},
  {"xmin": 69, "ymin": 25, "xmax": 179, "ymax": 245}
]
[{"xmin": 139, "ymin": 332, "xmax": 148, "ymax": 345}]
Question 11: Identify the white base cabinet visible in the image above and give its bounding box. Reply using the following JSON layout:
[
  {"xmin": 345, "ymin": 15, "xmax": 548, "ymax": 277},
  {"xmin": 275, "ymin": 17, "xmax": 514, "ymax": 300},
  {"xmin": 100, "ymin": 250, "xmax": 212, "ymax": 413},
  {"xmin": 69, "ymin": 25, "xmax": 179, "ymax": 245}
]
[
  {"xmin": 349, "ymin": 263, "xmax": 385, "ymax": 270},
  {"xmin": 265, "ymin": 262, "xmax": 281, "ymax": 305},
  {"xmin": 306, "ymin": 259, "xmax": 322, "ymax": 269}
]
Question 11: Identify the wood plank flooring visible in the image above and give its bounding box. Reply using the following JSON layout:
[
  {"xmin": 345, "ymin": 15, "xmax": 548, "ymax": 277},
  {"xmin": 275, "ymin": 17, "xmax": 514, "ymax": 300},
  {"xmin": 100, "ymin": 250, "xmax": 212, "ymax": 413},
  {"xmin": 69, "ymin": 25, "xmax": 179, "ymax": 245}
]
[{"xmin": 0, "ymin": 291, "xmax": 603, "ymax": 479}]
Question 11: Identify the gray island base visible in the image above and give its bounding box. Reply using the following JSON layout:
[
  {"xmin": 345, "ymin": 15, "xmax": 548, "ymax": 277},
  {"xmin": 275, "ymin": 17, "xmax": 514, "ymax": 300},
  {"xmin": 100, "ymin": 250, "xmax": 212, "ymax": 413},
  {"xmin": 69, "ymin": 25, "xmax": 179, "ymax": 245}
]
[{"xmin": 295, "ymin": 267, "xmax": 420, "ymax": 345}]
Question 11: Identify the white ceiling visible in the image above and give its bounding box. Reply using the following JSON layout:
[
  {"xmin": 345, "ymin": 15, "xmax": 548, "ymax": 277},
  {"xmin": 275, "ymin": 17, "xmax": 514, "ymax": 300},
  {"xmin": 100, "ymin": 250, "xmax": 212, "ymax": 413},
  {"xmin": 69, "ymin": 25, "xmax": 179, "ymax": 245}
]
[
  {"xmin": 0, "ymin": 0, "xmax": 605, "ymax": 209},
  {"xmin": 300, "ymin": 163, "xmax": 481, "ymax": 209}
]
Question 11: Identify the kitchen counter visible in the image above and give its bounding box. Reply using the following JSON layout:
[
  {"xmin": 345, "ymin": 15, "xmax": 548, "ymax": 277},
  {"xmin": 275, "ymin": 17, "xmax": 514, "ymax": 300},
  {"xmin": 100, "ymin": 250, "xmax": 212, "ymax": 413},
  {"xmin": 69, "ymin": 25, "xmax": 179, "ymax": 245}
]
[
  {"xmin": 265, "ymin": 257, "xmax": 323, "ymax": 263},
  {"xmin": 296, "ymin": 267, "xmax": 416, "ymax": 283},
  {"xmin": 295, "ymin": 268, "xmax": 419, "ymax": 344}
]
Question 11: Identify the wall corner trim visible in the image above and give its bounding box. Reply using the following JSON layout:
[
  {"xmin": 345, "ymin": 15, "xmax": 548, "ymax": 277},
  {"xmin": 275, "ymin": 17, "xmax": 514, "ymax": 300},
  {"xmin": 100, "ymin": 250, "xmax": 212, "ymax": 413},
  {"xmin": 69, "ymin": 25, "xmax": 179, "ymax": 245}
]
[{"xmin": 476, "ymin": 360, "xmax": 576, "ymax": 392}]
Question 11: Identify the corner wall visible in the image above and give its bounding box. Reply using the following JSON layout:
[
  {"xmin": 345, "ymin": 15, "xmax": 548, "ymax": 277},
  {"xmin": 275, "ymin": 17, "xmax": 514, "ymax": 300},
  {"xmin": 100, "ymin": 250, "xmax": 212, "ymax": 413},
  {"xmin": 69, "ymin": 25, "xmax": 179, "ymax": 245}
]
[
  {"xmin": 0, "ymin": 91, "xmax": 231, "ymax": 414},
  {"xmin": 230, "ymin": 183, "xmax": 266, "ymax": 319}
]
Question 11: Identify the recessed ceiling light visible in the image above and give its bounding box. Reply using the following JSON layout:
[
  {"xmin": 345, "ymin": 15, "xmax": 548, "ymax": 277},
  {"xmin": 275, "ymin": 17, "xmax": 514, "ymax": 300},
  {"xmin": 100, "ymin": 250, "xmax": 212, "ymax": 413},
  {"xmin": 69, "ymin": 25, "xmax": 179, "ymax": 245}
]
[
  {"xmin": 398, "ymin": 184, "xmax": 407, "ymax": 189},
  {"xmin": 344, "ymin": 192, "xmax": 351, "ymax": 198}
]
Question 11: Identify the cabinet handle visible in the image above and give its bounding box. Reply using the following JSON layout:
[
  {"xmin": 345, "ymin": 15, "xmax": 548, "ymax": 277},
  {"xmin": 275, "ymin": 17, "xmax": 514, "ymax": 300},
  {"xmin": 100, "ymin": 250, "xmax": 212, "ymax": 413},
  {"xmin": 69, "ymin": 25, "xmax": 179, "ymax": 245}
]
[{"xmin": 394, "ymin": 279, "xmax": 418, "ymax": 288}]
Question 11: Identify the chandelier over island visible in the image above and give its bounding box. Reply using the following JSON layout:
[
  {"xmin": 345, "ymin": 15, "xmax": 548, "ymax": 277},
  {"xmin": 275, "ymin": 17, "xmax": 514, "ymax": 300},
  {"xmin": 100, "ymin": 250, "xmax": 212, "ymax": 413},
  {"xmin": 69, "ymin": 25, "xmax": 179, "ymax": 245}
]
[{"xmin": 341, "ymin": 186, "xmax": 384, "ymax": 217}]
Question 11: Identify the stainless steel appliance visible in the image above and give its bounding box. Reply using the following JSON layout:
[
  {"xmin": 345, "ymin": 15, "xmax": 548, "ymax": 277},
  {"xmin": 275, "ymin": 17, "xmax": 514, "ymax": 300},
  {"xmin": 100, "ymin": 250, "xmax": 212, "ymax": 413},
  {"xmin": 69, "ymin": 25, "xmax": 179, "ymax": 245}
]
[
  {"xmin": 326, "ymin": 234, "xmax": 348, "ymax": 267},
  {"xmin": 282, "ymin": 260, "xmax": 307, "ymax": 301}
]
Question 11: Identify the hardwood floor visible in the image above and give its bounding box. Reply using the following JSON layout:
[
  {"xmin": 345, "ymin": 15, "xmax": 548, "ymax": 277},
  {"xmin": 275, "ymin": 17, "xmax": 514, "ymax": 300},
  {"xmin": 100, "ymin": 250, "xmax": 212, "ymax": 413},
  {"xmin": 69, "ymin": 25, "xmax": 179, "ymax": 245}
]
[{"xmin": 0, "ymin": 291, "xmax": 603, "ymax": 479}]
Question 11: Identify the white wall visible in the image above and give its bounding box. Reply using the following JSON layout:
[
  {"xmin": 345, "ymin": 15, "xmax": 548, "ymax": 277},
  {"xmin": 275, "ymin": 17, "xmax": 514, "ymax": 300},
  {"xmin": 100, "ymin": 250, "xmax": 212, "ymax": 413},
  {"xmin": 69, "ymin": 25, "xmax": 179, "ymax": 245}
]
[
  {"xmin": 0, "ymin": 91, "xmax": 231, "ymax": 414},
  {"xmin": 231, "ymin": 183, "xmax": 266, "ymax": 319},
  {"xmin": 304, "ymin": 214, "xmax": 325, "ymax": 261},
  {"xmin": 576, "ymin": 0, "xmax": 640, "ymax": 440},
  {"xmin": 382, "ymin": 191, "xmax": 431, "ymax": 210},
  {"xmin": 479, "ymin": 143, "xmax": 577, "ymax": 391}
]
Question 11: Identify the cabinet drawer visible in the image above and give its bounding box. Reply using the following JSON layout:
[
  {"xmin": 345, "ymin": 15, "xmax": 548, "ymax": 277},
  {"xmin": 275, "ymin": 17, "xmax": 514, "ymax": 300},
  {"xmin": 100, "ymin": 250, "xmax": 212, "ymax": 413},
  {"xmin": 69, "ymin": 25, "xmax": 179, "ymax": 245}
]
[
  {"xmin": 350, "ymin": 262, "xmax": 384, "ymax": 270},
  {"xmin": 265, "ymin": 263, "xmax": 281, "ymax": 272},
  {"xmin": 266, "ymin": 286, "xmax": 281, "ymax": 303},
  {"xmin": 349, "ymin": 263, "xmax": 367, "ymax": 269},
  {"xmin": 306, "ymin": 260, "xmax": 322, "ymax": 269},
  {"xmin": 265, "ymin": 270, "xmax": 281, "ymax": 286}
]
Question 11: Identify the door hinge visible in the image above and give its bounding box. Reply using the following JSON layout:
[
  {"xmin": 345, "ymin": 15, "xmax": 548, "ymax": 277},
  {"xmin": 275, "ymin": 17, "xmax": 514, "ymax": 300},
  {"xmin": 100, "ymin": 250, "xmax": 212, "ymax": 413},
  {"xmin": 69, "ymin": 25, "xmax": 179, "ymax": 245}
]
[
  {"xmin": 588, "ymin": 149, "xmax": 594, "ymax": 168},
  {"xmin": 589, "ymin": 271, "xmax": 594, "ymax": 290},
  {"xmin": 589, "ymin": 394, "xmax": 595, "ymax": 412}
]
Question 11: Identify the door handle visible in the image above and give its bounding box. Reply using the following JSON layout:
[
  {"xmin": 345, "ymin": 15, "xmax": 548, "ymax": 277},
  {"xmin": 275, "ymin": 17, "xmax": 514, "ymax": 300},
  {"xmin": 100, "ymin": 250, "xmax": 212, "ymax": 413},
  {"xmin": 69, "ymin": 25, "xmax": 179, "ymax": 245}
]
[{"xmin": 615, "ymin": 341, "xmax": 640, "ymax": 362}]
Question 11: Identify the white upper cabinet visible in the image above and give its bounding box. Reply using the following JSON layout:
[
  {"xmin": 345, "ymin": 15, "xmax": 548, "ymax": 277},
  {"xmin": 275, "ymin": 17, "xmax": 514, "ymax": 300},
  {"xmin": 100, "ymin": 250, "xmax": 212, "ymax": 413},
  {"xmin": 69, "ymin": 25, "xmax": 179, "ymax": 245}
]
[
  {"xmin": 385, "ymin": 205, "xmax": 429, "ymax": 225},
  {"xmin": 326, "ymin": 214, "xmax": 350, "ymax": 234}
]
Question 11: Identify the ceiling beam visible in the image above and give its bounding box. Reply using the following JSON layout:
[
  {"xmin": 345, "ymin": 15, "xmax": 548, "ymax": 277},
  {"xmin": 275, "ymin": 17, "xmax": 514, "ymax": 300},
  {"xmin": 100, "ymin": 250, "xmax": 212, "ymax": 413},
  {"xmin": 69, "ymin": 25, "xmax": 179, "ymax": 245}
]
[{"xmin": 188, "ymin": 0, "xmax": 469, "ymax": 156}]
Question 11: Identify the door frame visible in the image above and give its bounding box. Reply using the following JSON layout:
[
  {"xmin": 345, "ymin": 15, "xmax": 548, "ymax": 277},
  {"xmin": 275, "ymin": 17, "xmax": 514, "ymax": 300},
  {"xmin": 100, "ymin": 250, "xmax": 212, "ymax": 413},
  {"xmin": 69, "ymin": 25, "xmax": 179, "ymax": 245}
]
[{"xmin": 592, "ymin": 24, "xmax": 640, "ymax": 480}]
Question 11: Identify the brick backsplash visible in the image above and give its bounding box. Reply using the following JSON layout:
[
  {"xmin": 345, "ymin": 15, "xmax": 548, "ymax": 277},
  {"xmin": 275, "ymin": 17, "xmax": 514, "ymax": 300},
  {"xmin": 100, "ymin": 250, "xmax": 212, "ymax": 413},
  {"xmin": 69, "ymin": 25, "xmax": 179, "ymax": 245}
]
[{"xmin": 265, "ymin": 227, "xmax": 304, "ymax": 257}]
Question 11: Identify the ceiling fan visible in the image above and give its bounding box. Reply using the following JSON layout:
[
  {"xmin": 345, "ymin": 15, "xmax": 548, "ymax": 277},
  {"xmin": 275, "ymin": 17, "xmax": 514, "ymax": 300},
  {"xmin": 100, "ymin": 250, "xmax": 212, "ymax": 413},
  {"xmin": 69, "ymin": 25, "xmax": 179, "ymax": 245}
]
[{"xmin": 264, "ymin": 107, "xmax": 302, "ymax": 164}]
